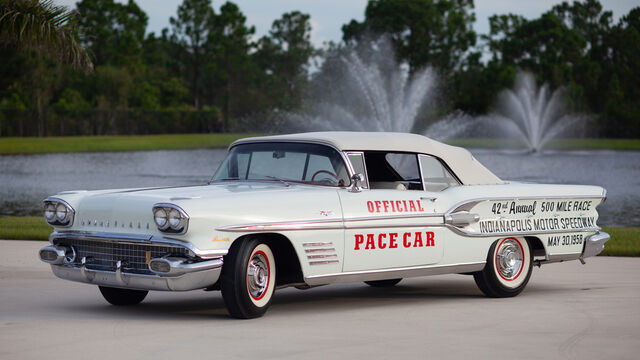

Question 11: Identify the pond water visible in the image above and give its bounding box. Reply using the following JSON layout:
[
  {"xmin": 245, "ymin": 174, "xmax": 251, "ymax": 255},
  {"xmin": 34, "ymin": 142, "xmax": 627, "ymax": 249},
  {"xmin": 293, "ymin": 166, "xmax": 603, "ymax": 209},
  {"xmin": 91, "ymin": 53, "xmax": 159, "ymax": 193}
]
[{"xmin": 0, "ymin": 148, "xmax": 637, "ymax": 227}]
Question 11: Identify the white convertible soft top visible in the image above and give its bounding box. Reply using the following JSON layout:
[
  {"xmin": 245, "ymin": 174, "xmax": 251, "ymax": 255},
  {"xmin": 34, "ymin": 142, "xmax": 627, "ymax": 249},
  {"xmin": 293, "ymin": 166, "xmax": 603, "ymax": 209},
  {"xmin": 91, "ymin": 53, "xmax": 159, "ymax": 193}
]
[{"xmin": 232, "ymin": 132, "xmax": 503, "ymax": 185}]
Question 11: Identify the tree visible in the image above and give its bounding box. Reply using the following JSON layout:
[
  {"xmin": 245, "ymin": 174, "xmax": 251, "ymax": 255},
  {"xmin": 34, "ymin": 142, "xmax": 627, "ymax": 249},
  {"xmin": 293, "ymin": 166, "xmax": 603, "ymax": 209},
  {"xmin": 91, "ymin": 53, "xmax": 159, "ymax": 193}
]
[
  {"xmin": 76, "ymin": 0, "xmax": 147, "ymax": 68},
  {"xmin": 207, "ymin": 1, "xmax": 255, "ymax": 127},
  {"xmin": 254, "ymin": 11, "xmax": 314, "ymax": 110},
  {"xmin": 342, "ymin": 0, "xmax": 476, "ymax": 73},
  {"xmin": 170, "ymin": 0, "xmax": 215, "ymax": 108},
  {"xmin": 0, "ymin": 0, "xmax": 92, "ymax": 71}
]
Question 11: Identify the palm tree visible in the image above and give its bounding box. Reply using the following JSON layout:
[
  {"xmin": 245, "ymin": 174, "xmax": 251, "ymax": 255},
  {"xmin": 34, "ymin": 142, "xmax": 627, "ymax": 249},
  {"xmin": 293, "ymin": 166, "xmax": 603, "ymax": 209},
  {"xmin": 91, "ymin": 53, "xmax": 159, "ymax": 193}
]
[{"xmin": 0, "ymin": 0, "xmax": 92, "ymax": 71}]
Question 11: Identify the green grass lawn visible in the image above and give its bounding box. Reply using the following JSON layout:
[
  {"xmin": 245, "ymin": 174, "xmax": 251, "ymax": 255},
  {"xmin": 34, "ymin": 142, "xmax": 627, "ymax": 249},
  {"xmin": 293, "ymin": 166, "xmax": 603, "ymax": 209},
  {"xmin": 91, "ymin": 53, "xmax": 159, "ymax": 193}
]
[
  {"xmin": 600, "ymin": 227, "xmax": 640, "ymax": 257},
  {"xmin": 0, "ymin": 134, "xmax": 639, "ymax": 155},
  {"xmin": 0, "ymin": 133, "xmax": 263, "ymax": 155},
  {"xmin": 0, "ymin": 216, "xmax": 52, "ymax": 241},
  {"xmin": 1, "ymin": 216, "xmax": 638, "ymax": 257}
]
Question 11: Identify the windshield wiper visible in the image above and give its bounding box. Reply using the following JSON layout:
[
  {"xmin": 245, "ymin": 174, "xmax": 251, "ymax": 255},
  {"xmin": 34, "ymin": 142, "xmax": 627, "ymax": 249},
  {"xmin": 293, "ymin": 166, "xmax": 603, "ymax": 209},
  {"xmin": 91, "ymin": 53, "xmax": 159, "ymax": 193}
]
[
  {"xmin": 208, "ymin": 177, "xmax": 239, "ymax": 184},
  {"xmin": 264, "ymin": 176, "xmax": 291, "ymax": 187}
]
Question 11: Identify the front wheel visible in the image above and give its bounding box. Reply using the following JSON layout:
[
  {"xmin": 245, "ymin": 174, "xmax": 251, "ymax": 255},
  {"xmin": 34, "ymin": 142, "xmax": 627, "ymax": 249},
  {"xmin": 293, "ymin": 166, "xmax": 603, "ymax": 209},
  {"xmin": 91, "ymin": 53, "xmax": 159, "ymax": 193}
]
[
  {"xmin": 473, "ymin": 237, "xmax": 532, "ymax": 297},
  {"xmin": 220, "ymin": 238, "xmax": 276, "ymax": 319},
  {"xmin": 98, "ymin": 286, "xmax": 148, "ymax": 306}
]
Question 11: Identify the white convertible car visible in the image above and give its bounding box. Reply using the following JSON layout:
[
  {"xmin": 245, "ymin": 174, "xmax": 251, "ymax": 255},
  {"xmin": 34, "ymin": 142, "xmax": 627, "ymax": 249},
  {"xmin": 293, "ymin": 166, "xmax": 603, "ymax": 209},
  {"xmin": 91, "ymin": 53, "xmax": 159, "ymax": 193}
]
[{"xmin": 39, "ymin": 132, "xmax": 609, "ymax": 318}]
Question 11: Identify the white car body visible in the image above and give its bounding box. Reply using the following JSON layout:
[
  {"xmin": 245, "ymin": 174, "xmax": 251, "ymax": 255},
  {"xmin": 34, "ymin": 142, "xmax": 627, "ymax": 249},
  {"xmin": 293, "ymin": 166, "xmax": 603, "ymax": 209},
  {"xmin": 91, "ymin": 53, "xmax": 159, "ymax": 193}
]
[{"xmin": 39, "ymin": 132, "xmax": 609, "ymax": 318}]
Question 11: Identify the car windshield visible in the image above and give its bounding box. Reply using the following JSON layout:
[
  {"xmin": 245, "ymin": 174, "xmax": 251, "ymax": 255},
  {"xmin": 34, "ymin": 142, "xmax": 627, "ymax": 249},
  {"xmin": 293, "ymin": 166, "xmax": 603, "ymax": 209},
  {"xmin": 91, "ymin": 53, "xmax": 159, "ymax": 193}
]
[{"xmin": 211, "ymin": 142, "xmax": 350, "ymax": 187}]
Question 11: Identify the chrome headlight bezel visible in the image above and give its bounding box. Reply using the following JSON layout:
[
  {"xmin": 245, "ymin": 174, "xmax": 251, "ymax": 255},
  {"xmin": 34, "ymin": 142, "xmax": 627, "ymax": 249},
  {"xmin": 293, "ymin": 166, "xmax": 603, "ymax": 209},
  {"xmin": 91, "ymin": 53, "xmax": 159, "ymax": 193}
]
[
  {"xmin": 43, "ymin": 198, "xmax": 75, "ymax": 227},
  {"xmin": 152, "ymin": 203, "xmax": 189, "ymax": 234}
]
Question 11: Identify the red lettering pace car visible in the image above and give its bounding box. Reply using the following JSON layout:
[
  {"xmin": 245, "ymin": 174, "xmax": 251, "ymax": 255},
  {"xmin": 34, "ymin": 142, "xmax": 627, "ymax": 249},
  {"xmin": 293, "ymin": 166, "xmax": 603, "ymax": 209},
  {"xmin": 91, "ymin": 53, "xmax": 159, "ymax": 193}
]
[{"xmin": 39, "ymin": 132, "xmax": 609, "ymax": 318}]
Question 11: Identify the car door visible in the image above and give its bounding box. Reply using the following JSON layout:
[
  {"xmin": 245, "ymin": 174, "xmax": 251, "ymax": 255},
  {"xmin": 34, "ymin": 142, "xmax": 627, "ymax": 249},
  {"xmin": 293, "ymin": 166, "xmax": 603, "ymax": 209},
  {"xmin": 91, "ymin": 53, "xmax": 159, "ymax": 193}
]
[{"xmin": 339, "ymin": 152, "xmax": 445, "ymax": 272}]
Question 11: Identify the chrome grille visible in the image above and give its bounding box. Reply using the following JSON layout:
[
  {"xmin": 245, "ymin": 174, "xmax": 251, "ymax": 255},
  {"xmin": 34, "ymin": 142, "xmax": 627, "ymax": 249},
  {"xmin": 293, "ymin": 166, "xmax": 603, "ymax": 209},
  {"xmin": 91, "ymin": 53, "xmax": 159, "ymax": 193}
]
[{"xmin": 55, "ymin": 239, "xmax": 189, "ymax": 275}]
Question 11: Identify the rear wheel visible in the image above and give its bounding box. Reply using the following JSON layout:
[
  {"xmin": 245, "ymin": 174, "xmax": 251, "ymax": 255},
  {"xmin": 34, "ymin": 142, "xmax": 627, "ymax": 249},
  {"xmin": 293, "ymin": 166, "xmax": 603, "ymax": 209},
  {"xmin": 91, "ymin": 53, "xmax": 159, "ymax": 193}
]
[
  {"xmin": 221, "ymin": 238, "xmax": 276, "ymax": 319},
  {"xmin": 98, "ymin": 286, "xmax": 148, "ymax": 306},
  {"xmin": 364, "ymin": 278, "xmax": 402, "ymax": 287},
  {"xmin": 473, "ymin": 237, "xmax": 532, "ymax": 297}
]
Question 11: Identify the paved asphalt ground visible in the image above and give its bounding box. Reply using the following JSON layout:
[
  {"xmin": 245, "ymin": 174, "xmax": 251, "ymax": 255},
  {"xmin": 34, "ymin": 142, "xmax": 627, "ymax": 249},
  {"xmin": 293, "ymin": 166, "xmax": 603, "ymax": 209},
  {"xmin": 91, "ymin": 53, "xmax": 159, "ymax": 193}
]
[{"xmin": 1, "ymin": 240, "xmax": 639, "ymax": 360}]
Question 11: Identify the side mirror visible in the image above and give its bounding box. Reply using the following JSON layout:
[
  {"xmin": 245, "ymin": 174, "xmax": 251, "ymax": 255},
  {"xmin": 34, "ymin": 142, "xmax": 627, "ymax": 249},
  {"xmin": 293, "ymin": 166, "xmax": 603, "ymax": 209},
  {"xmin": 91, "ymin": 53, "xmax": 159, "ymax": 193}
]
[{"xmin": 350, "ymin": 173, "xmax": 365, "ymax": 193}]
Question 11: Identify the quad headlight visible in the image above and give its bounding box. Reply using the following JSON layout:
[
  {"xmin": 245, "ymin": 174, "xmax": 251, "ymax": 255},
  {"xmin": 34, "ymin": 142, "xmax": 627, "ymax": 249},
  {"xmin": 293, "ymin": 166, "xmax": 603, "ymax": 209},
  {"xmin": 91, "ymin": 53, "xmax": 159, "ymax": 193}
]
[
  {"xmin": 152, "ymin": 203, "xmax": 189, "ymax": 234},
  {"xmin": 43, "ymin": 198, "xmax": 75, "ymax": 227}
]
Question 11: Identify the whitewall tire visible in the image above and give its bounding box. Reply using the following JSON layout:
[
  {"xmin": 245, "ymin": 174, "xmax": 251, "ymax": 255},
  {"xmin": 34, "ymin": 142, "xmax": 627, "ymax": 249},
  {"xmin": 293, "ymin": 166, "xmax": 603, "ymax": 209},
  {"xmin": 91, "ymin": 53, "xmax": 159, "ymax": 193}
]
[
  {"xmin": 221, "ymin": 238, "xmax": 276, "ymax": 319},
  {"xmin": 473, "ymin": 237, "xmax": 533, "ymax": 297}
]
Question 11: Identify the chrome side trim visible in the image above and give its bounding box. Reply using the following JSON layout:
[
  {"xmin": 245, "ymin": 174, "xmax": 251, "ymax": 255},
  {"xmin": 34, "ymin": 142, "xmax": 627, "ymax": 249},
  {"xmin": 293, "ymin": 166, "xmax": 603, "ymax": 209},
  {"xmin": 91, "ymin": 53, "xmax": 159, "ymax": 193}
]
[
  {"xmin": 304, "ymin": 262, "xmax": 485, "ymax": 285},
  {"xmin": 445, "ymin": 194, "xmax": 605, "ymax": 215},
  {"xmin": 305, "ymin": 248, "xmax": 336, "ymax": 253},
  {"xmin": 217, "ymin": 219, "xmax": 344, "ymax": 232},
  {"xmin": 444, "ymin": 224, "xmax": 601, "ymax": 238},
  {"xmin": 216, "ymin": 213, "xmax": 446, "ymax": 232},
  {"xmin": 310, "ymin": 260, "xmax": 340, "ymax": 266},
  {"xmin": 48, "ymin": 231, "xmax": 228, "ymax": 259},
  {"xmin": 303, "ymin": 242, "xmax": 333, "ymax": 247}
]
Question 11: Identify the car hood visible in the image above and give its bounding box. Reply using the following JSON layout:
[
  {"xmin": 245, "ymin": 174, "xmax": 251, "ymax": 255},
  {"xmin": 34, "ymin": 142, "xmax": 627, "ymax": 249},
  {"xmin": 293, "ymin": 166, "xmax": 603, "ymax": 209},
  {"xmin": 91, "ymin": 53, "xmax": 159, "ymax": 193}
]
[{"xmin": 51, "ymin": 182, "xmax": 343, "ymax": 238}]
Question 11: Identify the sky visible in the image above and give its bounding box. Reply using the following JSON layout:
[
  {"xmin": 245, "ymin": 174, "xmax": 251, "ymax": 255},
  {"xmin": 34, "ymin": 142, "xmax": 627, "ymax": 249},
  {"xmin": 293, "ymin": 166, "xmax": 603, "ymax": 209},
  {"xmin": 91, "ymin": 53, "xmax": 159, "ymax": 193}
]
[{"xmin": 55, "ymin": 0, "xmax": 639, "ymax": 47}]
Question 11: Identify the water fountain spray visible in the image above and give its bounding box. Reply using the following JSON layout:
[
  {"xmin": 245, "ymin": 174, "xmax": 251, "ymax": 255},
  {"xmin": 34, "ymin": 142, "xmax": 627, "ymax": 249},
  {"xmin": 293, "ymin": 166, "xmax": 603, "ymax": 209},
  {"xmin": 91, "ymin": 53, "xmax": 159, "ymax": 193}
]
[
  {"xmin": 490, "ymin": 72, "xmax": 587, "ymax": 152},
  {"xmin": 282, "ymin": 37, "xmax": 472, "ymax": 141}
]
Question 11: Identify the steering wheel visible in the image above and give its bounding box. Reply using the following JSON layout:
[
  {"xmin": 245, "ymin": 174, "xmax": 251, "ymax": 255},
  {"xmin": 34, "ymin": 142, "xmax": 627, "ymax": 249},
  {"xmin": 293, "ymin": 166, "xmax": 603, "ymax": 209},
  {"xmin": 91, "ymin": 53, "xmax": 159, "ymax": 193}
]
[{"xmin": 311, "ymin": 170, "xmax": 342, "ymax": 185}]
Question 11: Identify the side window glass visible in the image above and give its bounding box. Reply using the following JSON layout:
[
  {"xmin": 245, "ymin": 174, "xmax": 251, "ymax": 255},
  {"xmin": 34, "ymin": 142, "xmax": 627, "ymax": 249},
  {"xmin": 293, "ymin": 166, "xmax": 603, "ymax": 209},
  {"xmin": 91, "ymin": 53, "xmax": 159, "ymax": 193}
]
[
  {"xmin": 419, "ymin": 154, "xmax": 460, "ymax": 192},
  {"xmin": 347, "ymin": 152, "xmax": 368, "ymax": 188},
  {"xmin": 385, "ymin": 153, "xmax": 420, "ymax": 180}
]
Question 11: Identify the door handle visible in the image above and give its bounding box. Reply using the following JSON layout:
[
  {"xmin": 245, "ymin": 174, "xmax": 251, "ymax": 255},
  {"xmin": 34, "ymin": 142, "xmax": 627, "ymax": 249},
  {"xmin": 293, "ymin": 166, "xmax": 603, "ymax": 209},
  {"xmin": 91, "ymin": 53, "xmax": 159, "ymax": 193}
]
[{"xmin": 444, "ymin": 212, "xmax": 480, "ymax": 226}]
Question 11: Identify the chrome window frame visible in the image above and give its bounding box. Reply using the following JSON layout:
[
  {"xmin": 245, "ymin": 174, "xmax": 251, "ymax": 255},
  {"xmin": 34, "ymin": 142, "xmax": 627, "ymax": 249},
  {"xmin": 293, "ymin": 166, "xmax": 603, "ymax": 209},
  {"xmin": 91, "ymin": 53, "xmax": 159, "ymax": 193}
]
[
  {"xmin": 344, "ymin": 151, "xmax": 370, "ymax": 189},
  {"xmin": 417, "ymin": 153, "xmax": 462, "ymax": 191}
]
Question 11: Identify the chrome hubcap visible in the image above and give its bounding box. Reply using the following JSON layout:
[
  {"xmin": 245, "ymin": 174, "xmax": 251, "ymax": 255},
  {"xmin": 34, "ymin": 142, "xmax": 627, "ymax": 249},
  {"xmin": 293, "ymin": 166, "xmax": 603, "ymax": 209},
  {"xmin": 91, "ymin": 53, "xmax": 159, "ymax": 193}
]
[
  {"xmin": 247, "ymin": 252, "xmax": 269, "ymax": 299},
  {"xmin": 496, "ymin": 239, "xmax": 523, "ymax": 280}
]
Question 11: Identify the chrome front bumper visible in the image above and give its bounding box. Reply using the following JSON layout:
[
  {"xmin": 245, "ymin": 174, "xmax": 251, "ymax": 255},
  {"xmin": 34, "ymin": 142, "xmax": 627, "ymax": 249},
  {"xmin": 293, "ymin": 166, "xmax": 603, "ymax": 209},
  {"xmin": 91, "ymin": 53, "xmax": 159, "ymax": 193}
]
[
  {"xmin": 48, "ymin": 258, "xmax": 222, "ymax": 291},
  {"xmin": 580, "ymin": 231, "xmax": 610, "ymax": 260},
  {"xmin": 40, "ymin": 231, "xmax": 226, "ymax": 291}
]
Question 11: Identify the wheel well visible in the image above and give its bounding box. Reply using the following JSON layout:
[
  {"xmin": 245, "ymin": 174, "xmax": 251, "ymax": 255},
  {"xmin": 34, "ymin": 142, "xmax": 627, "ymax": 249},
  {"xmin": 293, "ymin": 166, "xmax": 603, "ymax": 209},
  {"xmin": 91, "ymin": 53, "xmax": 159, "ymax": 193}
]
[
  {"xmin": 525, "ymin": 236, "xmax": 546, "ymax": 259},
  {"xmin": 231, "ymin": 233, "xmax": 304, "ymax": 286}
]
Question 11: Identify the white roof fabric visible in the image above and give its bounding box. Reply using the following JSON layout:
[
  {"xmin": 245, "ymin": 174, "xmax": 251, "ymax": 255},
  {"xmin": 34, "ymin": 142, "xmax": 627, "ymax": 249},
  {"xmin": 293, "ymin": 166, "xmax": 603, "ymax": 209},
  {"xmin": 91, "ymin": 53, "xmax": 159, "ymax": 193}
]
[{"xmin": 232, "ymin": 132, "xmax": 503, "ymax": 185}]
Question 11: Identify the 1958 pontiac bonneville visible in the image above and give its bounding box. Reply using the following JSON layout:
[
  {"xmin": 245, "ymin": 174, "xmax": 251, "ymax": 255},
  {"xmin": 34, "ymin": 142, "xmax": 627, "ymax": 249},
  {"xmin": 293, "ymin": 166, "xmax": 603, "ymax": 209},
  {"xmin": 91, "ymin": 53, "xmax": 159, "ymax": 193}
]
[{"xmin": 39, "ymin": 132, "xmax": 609, "ymax": 318}]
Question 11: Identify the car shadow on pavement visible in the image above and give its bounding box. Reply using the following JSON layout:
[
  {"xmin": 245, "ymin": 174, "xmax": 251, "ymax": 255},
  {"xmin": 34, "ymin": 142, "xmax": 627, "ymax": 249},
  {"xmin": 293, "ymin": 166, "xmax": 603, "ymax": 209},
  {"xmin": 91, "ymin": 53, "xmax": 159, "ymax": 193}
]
[{"xmin": 47, "ymin": 275, "xmax": 578, "ymax": 320}]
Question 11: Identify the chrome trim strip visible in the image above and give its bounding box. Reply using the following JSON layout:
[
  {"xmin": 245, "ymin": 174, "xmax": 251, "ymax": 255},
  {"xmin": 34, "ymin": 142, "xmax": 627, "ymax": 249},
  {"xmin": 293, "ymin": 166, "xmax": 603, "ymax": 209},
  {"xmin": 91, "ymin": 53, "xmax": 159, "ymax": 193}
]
[
  {"xmin": 307, "ymin": 254, "xmax": 338, "ymax": 260},
  {"xmin": 217, "ymin": 219, "xmax": 344, "ymax": 232},
  {"xmin": 305, "ymin": 262, "xmax": 486, "ymax": 285},
  {"xmin": 303, "ymin": 242, "xmax": 333, "ymax": 247},
  {"xmin": 216, "ymin": 195, "xmax": 604, "ymax": 234},
  {"xmin": 48, "ymin": 231, "xmax": 227, "ymax": 259},
  {"xmin": 444, "ymin": 224, "xmax": 600, "ymax": 238},
  {"xmin": 309, "ymin": 260, "xmax": 340, "ymax": 266},
  {"xmin": 216, "ymin": 213, "xmax": 446, "ymax": 232},
  {"xmin": 305, "ymin": 248, "xmax": 336, "ymax": 253},
  {"xmin": 445, "ymin": 194, "xmax": 605, "ymax": 214}
]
